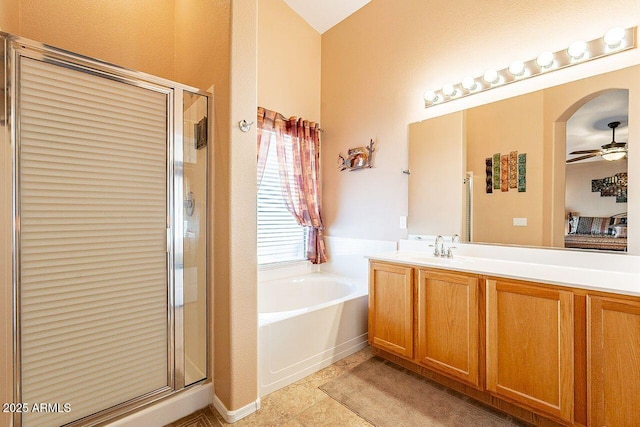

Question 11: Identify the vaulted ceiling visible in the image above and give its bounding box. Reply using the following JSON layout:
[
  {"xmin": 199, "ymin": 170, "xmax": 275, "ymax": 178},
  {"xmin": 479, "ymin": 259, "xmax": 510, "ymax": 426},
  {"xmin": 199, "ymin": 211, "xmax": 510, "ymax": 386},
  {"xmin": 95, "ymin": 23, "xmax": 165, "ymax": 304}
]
[{"xmin": 282, "ymin": 0, "xmax": 370, "ymax": 33}]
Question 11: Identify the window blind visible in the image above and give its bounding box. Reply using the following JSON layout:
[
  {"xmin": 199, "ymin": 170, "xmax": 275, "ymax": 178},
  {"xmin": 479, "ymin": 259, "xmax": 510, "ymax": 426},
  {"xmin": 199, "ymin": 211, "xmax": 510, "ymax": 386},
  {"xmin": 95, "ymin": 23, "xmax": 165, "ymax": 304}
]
[
  {"xmin": 257, "ymin": 135, "xmax": 306, "ymax": 265},
  {"xmin": 18, "ymin": 57, "xmax": 169, "ymax": 426}
]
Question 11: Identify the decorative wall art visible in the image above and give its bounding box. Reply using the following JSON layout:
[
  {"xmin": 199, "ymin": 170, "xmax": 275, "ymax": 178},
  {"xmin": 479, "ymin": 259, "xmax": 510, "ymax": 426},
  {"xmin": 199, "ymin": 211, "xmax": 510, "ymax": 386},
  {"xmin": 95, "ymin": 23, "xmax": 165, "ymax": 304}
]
[
  {"xmin": 484, "ymin": 151, "xmax": 527, "ymax": 194},
  {"xmin": 492, "ymin": 153, "xmax": 500, "ymax": 190},
  {"xmin": 592, "ymin": 172, "xmax": 627, "ymax": 203},
  {"xmin": 518, "ymin": 153, "xmax": 527, "ymax": 193},
  {"xmin": 500, "ymin": 155, "xmax": 509, "ymax": 192},
  {"xmin": 338, "ymin": 139, "xmax": 375, "ymax": 171},
  {"xmin": 509, "ymin": 151, "xmax": 518, "ymax": 189},
  {"xmin": 485, "ymin": 157, "xmax": 493, "ymax": 193}
]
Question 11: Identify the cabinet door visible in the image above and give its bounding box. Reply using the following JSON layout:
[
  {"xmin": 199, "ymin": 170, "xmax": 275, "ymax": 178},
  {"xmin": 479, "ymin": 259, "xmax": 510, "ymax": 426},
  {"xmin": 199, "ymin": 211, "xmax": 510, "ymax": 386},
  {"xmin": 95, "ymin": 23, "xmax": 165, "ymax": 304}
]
[
  {"xmin": 486, "ymin": 279, "xmax": 574, "ymax": 422},
  {"xmin": 368, "ymin": 262, "xmax": 414, "ymax": 358},
  {"xmin": 588, "ymin": 295, "xmax": 640, "ymax": 427},
  {"xmin": 416, "ymin": 269, "xmax": 480, "ymax": 387}
]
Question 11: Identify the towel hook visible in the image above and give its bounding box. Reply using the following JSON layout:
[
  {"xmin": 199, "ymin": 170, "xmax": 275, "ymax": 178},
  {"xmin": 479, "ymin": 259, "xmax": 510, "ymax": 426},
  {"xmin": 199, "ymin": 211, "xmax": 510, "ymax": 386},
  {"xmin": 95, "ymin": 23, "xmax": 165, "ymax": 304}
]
[{"xmin": 239, "ymin": 119, "xmax": 254, "ymax": 133}]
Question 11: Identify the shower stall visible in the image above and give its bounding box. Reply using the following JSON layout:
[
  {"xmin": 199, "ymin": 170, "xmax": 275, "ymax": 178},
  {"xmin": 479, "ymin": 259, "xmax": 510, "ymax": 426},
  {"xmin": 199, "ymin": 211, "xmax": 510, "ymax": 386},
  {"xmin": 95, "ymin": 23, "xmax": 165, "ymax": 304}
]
[{"xmin": 0, "ymin": 33, "xmax": 210, "ymax": 426}]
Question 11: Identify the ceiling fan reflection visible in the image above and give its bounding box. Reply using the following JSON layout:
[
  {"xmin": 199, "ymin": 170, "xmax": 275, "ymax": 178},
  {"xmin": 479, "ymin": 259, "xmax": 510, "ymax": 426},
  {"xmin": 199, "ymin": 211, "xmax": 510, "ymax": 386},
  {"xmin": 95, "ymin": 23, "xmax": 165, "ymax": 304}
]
[{"xmin": 566, "ymin": 121, "xmax": 627, "ymax": 163}]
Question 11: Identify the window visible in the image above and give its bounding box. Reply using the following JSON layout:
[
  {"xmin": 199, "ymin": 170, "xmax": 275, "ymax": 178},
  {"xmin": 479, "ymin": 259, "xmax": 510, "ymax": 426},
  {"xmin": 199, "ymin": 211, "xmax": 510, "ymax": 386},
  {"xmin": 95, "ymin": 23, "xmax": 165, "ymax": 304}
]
[{"xmin": 257, "ymin": 134, "xmax": 307, "ymax": 264}]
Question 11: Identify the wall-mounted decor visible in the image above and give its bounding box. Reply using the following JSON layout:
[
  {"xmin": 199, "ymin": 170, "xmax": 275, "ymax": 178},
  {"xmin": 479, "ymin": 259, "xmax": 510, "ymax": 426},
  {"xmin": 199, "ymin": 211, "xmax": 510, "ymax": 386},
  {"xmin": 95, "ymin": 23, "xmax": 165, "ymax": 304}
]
[
  {"xmin": 492, "ymin": 153, "xmax": 500, "ymax": 190},
  {"xmin": 500, "ymin": 155, "xmax": 509, "ymax": 192},
  {"xmin": 518, "ymin": 153, "xmax": 527, "ymax": 192},
  {"xmin": 485, "ymin": 158, "xmax": 493, "ymax": 193},
  {"xmin": 592, "ymin": 172, "xmax": 627, "ymax": 203},
  {"xmin": 484, "ymin": 151, "xmax": 527, "ymax": 194},
  {"xmin": 509, "ymin": 151, "xmax": 517, "ymax": 189},
  {"xmin": 338, "ymin": 139, "xmax": 375, "ymax": 171}
]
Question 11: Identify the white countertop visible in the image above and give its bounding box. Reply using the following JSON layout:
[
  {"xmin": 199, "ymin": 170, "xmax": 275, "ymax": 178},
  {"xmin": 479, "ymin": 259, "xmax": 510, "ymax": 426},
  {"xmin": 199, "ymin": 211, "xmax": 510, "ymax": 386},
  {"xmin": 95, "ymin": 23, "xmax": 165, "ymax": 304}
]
[{"xmin": 368, "ymin": 247, "xmax": 640, "ymax": 297}]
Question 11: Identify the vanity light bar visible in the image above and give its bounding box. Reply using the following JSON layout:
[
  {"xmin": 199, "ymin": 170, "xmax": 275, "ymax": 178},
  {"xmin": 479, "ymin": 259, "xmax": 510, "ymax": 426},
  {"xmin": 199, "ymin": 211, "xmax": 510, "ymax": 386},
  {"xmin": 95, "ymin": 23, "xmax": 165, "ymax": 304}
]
[{"xmin": 424, "ymin": 27, "xmax": 637, "ymax": 108}]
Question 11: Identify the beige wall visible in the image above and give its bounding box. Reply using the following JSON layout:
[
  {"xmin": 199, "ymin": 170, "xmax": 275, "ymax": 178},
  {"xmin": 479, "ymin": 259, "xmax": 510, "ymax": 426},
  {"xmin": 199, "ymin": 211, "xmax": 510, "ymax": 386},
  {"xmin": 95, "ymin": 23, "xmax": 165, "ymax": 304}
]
[
  {"xmin": 321, "ymin": 0, "xmax": 640, "ymax": 242},
  {"xmin": 257, "ymin": 0, "xmax": 320, "ymax": 120},
  {"xmin": 175, "ymin": 0, "xmax": 226, "ymax": 91},
  {"xmin": 215, "ymin": 0, "xmax": 258, "ymax": 411},
  {"xmin": 566, "ymin": 160, "xmax": 628, "ymax": 217},
  {"xmin": 19, "ymin": 0, "xmax": 176, "ymax": 81},
  {"xmin": 0, "ymin": 0, "xmax": 19, "ymax": 33},
  {"xmin": 466, "ymin": 91, "xmax": 545, "ymax": 246}
]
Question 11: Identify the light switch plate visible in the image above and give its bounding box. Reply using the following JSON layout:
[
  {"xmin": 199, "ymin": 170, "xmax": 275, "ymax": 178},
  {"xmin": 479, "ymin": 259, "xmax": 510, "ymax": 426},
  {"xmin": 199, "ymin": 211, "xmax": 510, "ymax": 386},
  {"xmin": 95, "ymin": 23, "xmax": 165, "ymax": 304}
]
[
  {"xmin": 513, "ymin": 217, "xmax": 528, "ymax": 226},
  {"xmin": 399, "ymin": 216, "xmax": 407, "ymax": 229}
]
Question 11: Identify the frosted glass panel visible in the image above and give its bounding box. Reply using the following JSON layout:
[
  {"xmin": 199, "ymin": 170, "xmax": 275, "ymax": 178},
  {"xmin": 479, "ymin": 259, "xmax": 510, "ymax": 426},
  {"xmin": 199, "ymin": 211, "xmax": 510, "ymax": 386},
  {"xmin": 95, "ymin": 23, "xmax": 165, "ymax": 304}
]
[
  {"xmin": 18, "ymin": 57, "xmax": 169, "ymax": 426},
  {"xmin": 183, "ymin": 92, "xmax": 208, "ymax": 385}
]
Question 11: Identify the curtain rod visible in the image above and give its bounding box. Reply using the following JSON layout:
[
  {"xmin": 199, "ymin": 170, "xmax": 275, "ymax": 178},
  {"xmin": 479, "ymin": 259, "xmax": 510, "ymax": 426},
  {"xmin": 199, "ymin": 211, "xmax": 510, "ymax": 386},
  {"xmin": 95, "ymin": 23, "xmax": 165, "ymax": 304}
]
[{"xmin": 274, "ymin": 112, "xmax": 323, "ymax": 132}]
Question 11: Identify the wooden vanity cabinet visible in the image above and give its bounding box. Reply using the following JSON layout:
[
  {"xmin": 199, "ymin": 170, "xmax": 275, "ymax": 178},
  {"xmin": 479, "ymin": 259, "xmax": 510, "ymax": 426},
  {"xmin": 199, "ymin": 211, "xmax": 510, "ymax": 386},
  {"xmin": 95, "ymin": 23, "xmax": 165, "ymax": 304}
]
[
  {"xmin": 368, "ymin": 262, "xmax": 414, "ymax": 358},
  {"xmin": 369, "ymin": 259, "xmax": 640, "ymax": 426},
  {"xmin": 486, "ymin": 278, "xmax": 574, "ymax": 423},
  {"xmin": 416, "ymin": 269, "xmax": 481, "ymax": 388},
  {"xmin": 587, "ymin": 295, "xmax": 640, "ymax": 427}
]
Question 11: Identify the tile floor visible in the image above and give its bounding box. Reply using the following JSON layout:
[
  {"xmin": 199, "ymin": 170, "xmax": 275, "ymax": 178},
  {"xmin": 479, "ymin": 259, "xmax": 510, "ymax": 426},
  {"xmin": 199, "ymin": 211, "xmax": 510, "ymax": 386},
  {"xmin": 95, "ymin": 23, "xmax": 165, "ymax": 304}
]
[
  {"xmin": 211, "ymin": 347, "xmax": 375, "ymax": 426},
  {"xmin": 165, "ymin": 347, "xmax": 374, "ymax": 427},
  {"xmin": 169, "ymin": 346, "xmax": 527, "ymax": 427}
]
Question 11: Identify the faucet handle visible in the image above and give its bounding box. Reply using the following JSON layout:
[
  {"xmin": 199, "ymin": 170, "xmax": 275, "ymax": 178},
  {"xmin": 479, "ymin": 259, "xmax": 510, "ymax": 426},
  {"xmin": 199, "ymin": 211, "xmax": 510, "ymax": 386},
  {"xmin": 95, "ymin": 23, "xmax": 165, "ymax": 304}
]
[
  {"xmin": 430, "ymin": 235, "xmax": 444, "ymax": 257},
  {"xmin": 446, "ymin": 246, "xmax": 457, "ymax": 258}
]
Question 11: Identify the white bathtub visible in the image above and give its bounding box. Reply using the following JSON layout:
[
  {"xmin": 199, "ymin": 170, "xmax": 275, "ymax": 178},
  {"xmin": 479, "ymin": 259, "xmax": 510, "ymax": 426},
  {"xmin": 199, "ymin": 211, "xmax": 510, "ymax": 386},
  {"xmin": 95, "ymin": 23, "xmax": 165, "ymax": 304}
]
[{"xmin": 258, "ymin": 271, "xmax": 369, "ymax": 396}]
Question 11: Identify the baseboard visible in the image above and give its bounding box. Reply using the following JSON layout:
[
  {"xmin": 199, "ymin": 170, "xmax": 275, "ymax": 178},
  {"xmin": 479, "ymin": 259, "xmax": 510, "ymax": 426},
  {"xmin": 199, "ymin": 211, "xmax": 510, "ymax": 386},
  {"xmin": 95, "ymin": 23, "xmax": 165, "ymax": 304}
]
[{"xmin": 212, "ymin": 394, "xmax": 261, "ymax": 423}]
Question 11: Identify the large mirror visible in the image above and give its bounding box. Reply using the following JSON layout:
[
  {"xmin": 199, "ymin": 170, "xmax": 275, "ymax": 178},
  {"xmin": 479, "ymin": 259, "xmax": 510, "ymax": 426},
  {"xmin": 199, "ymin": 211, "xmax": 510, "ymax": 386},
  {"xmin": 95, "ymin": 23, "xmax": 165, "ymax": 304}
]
[{"xmin": 408, "ymin": 64, "xmax": 639, "ymax": 253}]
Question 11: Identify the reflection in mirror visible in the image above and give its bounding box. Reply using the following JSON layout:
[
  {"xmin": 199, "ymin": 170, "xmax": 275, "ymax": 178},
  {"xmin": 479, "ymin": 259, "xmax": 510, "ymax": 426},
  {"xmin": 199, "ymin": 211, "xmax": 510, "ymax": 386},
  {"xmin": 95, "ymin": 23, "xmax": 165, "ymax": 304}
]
[
  {"xmin": 564, "ymin": 90, "xmax": 628, "ymax": 251},
  {"xmin": 408, "ymin": 64, "xmax": 638, "ymax": 253}
]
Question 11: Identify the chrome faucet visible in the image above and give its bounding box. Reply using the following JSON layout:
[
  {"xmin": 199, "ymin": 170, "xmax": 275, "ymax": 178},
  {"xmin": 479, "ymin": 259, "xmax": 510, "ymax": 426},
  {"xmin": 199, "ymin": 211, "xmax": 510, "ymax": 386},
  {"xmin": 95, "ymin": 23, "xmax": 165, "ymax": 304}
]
[
  {"xmin": 447, "ymin": 234, "xmax": 460, "ymax": 258},
  {"xmin": 431, "ymin": 235, "xmax": 445, "ymax": 257}
]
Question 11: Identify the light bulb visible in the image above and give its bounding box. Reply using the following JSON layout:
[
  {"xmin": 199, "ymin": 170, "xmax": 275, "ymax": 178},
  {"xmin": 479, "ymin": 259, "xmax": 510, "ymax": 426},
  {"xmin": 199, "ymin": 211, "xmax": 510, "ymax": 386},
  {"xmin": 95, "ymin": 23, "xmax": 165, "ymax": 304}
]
[
  {"xmin": 461, "ymin": 76, "xmax": 477, "ymax": 91},
  {"xmin": 423, "ymin": 90, "xmax": 439, "ymax": 103},
  {"xmin": 536, "ymin": 51, "xmax": 554, "ymax": 69},
  {"xmin": 604, "ymin": 27, "xmax": 626, "ymax": 48},
  {"xmin": 567, "ymin": 40, "xmax": 588, "ymax": 60},
  {"xmin": 483, "ymin": 69, "xmax": 499, "ymax": 85},
  {"xmin": 508, "ymin": 61, "xmax": 525, "ymax": 76},
  {"xmin": 602, "ymin": 151, "xmax": 626, "ymax": 161},
  {"xmin": 442, "ymin": 84, "xmax": 457, "ymax": 97}
]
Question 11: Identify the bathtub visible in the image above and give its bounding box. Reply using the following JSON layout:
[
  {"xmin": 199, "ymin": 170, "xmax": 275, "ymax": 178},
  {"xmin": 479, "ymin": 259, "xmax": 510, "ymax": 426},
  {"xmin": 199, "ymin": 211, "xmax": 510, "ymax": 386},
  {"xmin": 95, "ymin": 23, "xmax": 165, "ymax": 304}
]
[{"xmin": 258, "ymin": 271, "xmax": 369, "ymax": 396}]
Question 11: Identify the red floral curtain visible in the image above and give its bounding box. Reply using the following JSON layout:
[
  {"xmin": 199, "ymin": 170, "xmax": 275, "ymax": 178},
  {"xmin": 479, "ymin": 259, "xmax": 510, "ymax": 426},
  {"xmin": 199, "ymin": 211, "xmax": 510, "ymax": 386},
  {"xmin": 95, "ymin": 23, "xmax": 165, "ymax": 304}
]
[
  {"xmin": 256, "ymin": 107, "xmax": 276, "ymax": 187},
  {"xmin": 256, "ymin": 107, "xmax": 327, "ymax": 264}
]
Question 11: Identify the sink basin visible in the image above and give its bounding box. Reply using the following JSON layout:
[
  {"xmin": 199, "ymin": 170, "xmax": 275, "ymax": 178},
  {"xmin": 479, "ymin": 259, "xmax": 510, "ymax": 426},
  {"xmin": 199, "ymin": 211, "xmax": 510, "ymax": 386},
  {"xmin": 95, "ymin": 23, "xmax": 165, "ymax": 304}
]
[{"xmin": 404, "ymin": 254, "xmax": 473, "ymax": 266}]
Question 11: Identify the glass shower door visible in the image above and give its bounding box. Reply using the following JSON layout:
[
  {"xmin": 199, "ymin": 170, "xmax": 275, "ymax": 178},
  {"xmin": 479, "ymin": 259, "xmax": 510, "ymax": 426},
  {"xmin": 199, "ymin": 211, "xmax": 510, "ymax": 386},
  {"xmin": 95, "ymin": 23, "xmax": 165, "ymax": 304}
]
[
  {"xmin": 17, "ymin": 54, "xmax": 171, "ymax": 426},
  {"xmin": 182, "ymin": 92, "xmax": 208, "ymax": 386}
]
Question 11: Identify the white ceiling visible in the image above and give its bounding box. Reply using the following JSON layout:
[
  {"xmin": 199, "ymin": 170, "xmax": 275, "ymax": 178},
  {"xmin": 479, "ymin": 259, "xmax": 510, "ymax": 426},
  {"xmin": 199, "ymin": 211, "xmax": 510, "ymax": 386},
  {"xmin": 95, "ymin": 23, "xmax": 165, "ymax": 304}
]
[
  {"xmin": 566, "ymin": 89, "xmax": 629, "ymax": 163},
  {"xmin": 283, "ymin": 0, "xmax": 371, "ymax": 34}
]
